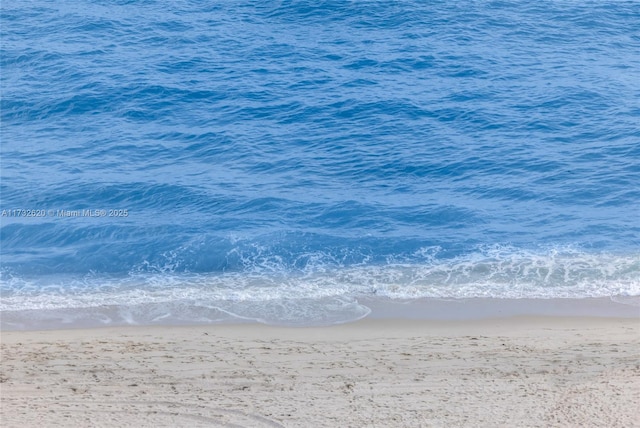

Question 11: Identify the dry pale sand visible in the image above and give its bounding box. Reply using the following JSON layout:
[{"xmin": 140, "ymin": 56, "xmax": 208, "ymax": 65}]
[{"xmin": 1, "ymin": 317, "xmax": 639, "ymax": 428}]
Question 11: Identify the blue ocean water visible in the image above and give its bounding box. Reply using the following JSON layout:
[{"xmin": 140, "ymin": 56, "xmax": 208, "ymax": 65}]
[{"xmin": 1, "ymin": 1, "xmax": 639, "ymax": 328}]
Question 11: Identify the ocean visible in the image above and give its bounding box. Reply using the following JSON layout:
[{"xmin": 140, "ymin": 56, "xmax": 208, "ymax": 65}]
[{"xmin": 1, "ymin": 0, "xmax": 639, "ymax": 328}]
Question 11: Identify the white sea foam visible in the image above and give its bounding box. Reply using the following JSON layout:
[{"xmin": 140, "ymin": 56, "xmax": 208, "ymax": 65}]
[{"xmin": 1, "ymin": 250, "xmax": 638, "ymax": 315}]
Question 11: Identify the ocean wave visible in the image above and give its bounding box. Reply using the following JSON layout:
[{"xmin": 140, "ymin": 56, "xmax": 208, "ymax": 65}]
[
  {"xmin": 2, "ymin": 1, "xmax": 639, "ymax": 327},
  {"xmin": 2, "ymin": 247, "xmax": 637, "ymax": 313}
]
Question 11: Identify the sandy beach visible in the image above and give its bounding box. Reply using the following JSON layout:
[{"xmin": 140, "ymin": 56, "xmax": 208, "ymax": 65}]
[{"xmin": 1, "ymin": 315, "xmax": 638, "ymax": 427}]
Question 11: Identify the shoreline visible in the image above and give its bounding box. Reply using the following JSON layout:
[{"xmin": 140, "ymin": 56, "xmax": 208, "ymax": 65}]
[
  {"xmin": 1, "ymin": 315, "xmax": 639, "ymax": 427},
  {"xmin": 1, "ymin": 296, "xmax": 638, "ymax": 332},
  {"xmin": 362, "ymin": 296, "xmax": 640, "ymax": 320}
]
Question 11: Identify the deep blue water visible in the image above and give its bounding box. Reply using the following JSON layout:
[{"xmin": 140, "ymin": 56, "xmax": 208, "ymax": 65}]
[{"xmin": 1, "ymin": 1, "xmax": 639, "ymax": 327}]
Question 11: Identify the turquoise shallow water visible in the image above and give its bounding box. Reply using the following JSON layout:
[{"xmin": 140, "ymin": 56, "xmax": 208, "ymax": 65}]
[{"xmin": 1, "ymin": 1, "xmax": 639, "ymax": 327}]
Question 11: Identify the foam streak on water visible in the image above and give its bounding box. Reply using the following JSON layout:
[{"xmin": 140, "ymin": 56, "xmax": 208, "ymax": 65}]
[{"xmin": 1, "ymin": 1, "xmax": 639, "ymax": 327}]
